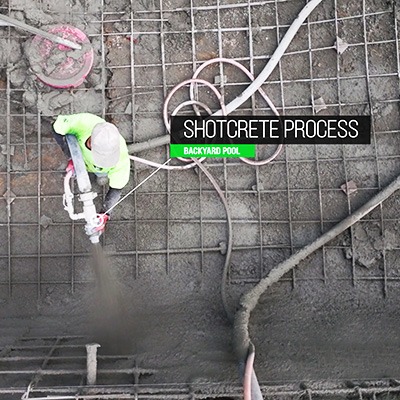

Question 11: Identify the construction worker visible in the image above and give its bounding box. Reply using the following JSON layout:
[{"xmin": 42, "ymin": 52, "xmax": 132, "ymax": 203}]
[{"xmin": 52, "ymin": 113, "xmax": 131, "ymax": 231}]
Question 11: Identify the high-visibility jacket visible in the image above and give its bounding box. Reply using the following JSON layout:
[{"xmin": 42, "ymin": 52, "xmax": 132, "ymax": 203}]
[{"xmin": 53, "ymin": 113, "xmax": 130, "ymax": 189}]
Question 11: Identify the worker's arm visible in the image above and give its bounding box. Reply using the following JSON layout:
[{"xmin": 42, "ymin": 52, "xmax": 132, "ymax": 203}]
[
  {"xmin": 99, "ymin": 159, "xmax": 129, "ymax": 216},
  {"xmin": 104, "ymin": 152, "xmax": 131, "ymax": 214},
  {"xmin": 52, "ymin": 113, "xmax": 106, "ymax": 167},
  {"xmin": 51, "ymin": 125, "xmax": 72, "ymax": 158},
  {"xmin": 53, "ymin": 113, "xmax": 104, "ymax": 136},
  {"xmin": 96, "ymin": 188, "xmax": 121, "ymax": 232},
  {"xmin": 52, "ymin": 113, "xmax": 105, "ymax": 155},
  {"xmin": 96, "ymin": 187, "xmax": 121, "ymax": 232},
  {"xmin": 101, "ymin": 187, "xmax": 122, "ymax": 215}
]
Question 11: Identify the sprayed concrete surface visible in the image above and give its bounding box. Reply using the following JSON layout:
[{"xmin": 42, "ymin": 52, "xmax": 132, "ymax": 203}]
[{"xmin": 1, "ymin": 0, "xmax": 400, "ymax": 397}]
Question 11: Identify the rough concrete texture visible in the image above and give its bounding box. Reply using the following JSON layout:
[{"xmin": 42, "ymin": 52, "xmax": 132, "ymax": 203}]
[{"xmin": 1, "ymin": 0, "xmax": 400, "ymax": 397}]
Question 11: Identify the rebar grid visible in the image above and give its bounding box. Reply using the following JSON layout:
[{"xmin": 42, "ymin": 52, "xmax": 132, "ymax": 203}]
[
  {"xmin": 1, "ymin": 325, "xmax": 400, "ymax": 400},
  {"xmin": 2, "ymin": 373, "xmax": 400, "ymax": 400},
  {"xmin": 0, "ymin": 0, "xmax": 400, "ymax": 391},
  {"xmin": 0, "ymin": 0, "xmax": 398, "ymax": 302},
  {"xmin": 0, "ymin": 335, "xmax": 155, "ymax": 394}
]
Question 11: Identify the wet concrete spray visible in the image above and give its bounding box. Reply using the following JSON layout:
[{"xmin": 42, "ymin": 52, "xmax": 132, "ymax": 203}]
[{"xmin": 90, "ymin": 243, "xmax": 133, "ymax": 354}]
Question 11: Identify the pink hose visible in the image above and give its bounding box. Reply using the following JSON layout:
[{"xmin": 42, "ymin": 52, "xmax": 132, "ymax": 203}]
[
  {"xmin": 189, "ymin": 57, "xmax": 282, "ymax": 166},
  {"xmin": 130, "ymin": 57, "xmax": 283, "ymax": 170},
  {"xmin": 244, "ymin": 349, "xmax": 255, "ymax": 400}
]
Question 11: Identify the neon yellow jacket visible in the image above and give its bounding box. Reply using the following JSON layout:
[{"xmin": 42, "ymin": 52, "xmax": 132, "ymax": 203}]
[{"xmin": 53, "ymin": 113, "xmax": 130, "ymax": 189}]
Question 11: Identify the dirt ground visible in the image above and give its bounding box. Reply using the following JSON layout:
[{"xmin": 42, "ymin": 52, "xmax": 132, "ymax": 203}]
[{"xmin": 1, "ymin": 0, "xmax": 400, "ymax": 398}]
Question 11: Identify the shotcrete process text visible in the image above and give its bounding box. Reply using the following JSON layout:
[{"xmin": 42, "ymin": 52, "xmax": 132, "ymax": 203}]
[{"xmin": 170, "ymin": 116, "xmax": 371, "ymax": 145}]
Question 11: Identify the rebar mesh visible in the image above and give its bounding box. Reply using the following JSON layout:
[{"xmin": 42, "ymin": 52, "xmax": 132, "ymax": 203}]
[{"xmin": 1, "ymin": 0, "xmax": 400, "ymax": 395}]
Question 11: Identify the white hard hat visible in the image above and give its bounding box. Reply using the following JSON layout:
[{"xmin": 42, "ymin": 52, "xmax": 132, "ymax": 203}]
[{"xmin": 91, "ymin": 122, "xmax": 121, "ymax": 168}]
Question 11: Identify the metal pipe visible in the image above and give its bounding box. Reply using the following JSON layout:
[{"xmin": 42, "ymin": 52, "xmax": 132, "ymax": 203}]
[
  {"xmin": 80, "ymin": 191, "xmax": 101, "ymax": 243},
  {"xmin": 63, "ymin": 170, "xmax": 85, "ymax": 220},
  {"xmin": 65, "ymin": 135, "xmax": 102, "ymax": 242},
  {"xmin": 0, "ymin": 13, "xmax": 82, "ymax": 50},
  {"xmin": 0, "ymin": 368, "xmax": 155, "ymax": 375},
  {"xmin": 86, "ymin": 343, "xmax": 100, "ymax": 386},
  {"xmin": 8, "ymin": 381, "xmax": 400, "ymax": 398},
  {"xmin": 128, "ymin": 135, "xmax": 170, "ymax": 153}
]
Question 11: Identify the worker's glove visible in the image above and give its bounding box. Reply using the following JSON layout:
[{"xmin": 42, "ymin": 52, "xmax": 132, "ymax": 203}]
[
  {"xmin": 65, "ymin": 159, "xmax": 75, "ymax": 176},
  {"xmin": 95, "ymin": 213, "xmax": 110, "ymax": 233}
]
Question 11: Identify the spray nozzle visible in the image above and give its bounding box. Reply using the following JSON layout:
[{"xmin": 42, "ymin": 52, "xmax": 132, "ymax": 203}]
[{"xmin": 84, "ymin": 214, "xmax": 102, "ymax": 235}]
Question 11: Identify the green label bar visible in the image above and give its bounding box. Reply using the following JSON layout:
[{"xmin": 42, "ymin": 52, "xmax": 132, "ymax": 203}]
[{"xmin": 170, "ymin": 144, "xmax": 255, "ymax": 158}]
